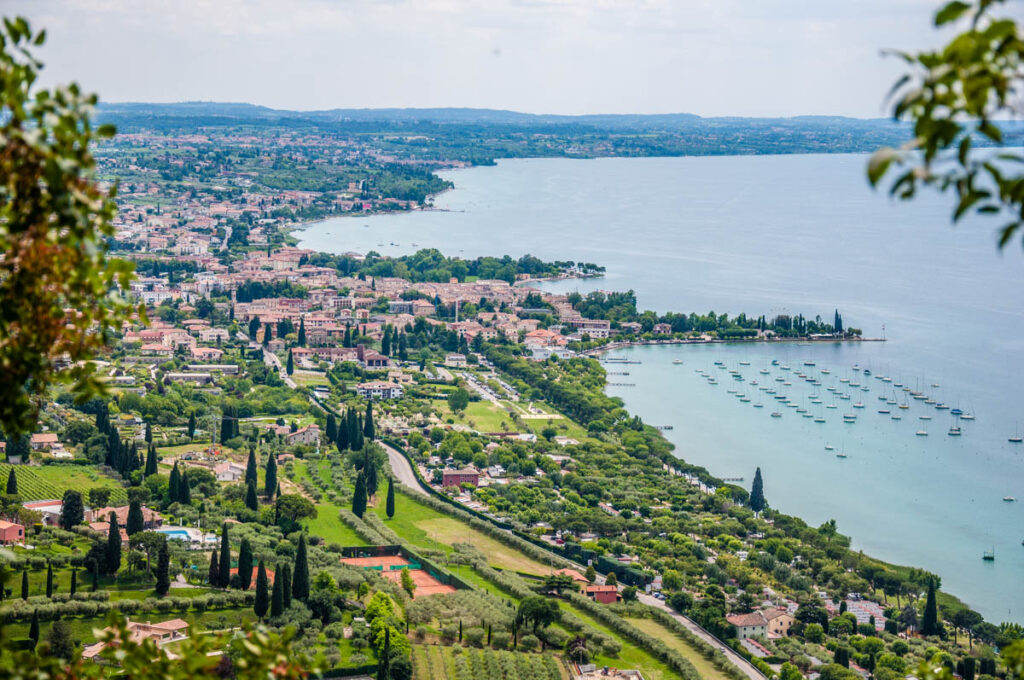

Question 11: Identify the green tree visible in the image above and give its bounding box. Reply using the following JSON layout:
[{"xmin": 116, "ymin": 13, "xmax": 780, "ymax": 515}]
[
  {"xmin": 106, "ymin": 511, "xmax": 121, "ymax": 574},
  {"xmin": 869, "ymin": 0, "xmax": 1024, "ymax": 248},
  {"xmin": 218, "ymin": 523, "xmax": 231, "ymax": 588},
  {"xmin": 20, "ymin": 569, "xmax": 28, "ymax": 599},
  {"xmin": 286, "ymin": 349, "xmax": 294, "ymax": 375},
  {"xmin": 385, "ymin": 476, "xmax": 395, "ymax": 518},
  {"xmin": 245, "ymin": 479, "xmax": 259, "ymax": 512},
  {"xmin": 28, "ymin": 610, "xmax": 39, "ymax": 645},
  {"xmin": 69, "ymin": 569, "xmax": 76, "ymax": 596},
  {"xmin": 400, "ymin": 567, "xmax": 416, "ymax": 598},
  {"xmin": 245, "ymin": 447, "xmax": 258, "ymax": 486},
  {"xmin": 0, "ymin": 19, "xmax": 138, "ymax": 437},
  {"xmin": 254, "ymin": 560, "xmax": 269, "ymax": 621},
  {"xmin": 187, "ymin": 411, "xmax": 196, "ymax": 440},
  {"xmin": 155, "ymin": 541, "xmax": 170, "ymax": 597},
  {"xmin": 144, "ymin": 444, "xmax": 157, "ymax": 477},
  {"xmin": 167, "ymin": 462, "xmax": 181, "ymax": 504},
  {"xmin": 59, "ymin": 489, "xmax": 84, "ymax": 530},
  {"xmin": 364, "ymin": 401, "xmax": 375, "ymax": 441},
  {"xmin": 297, "ymin": 318, "xmax": 306, "ymax": 347},
  {"xmin": 352, "ymin": 471, "xmax": 367, "ymax": 518},
  {"xmin": 515, "ymin": 596, "xmax": 561, "ymax": 634},
  {"xmin": 281, "ymin": 563, "xmax": 292, "ymax": 609},
  {"xmin": 264, "ymin": 452, "xmax": 277, "ymax": 499},
  {"xmin": 749, "ymin": 467, "xmax": 766, "ymax": 514},
  {"xmin": 922, "ymin": 578, "xmax": 941, "ymax": 636},
  {"xmin": 238, "ymin": 538, "xmax": 254, "ymax": 590},
  {"xmin": 585, "ymin": 564, "xmax": 596, "ymax": 583},
  {"xmin": 45, "ymin": 619, "xmax": 74, "ymax": 660},
  {"xmin": 605, "ymin": 571, "xmax": 617, "ymax": 587},
  {"xmin": 45, "ymin": 562, "xmax": 53, "ymax": 598},
  {"xmin": 270, "ymin": 563, "xmax": 284, "ymax": 617},
  {"xmin": 5, "ymin": 468, "xmax": 16, "ymax": 494},
  {"xmin": 292, "ymin": 534, "xmax": 309, "ymax": 602},
  {"xmin": 208, "ymin": 548, "xmax": 220, "ymax": 587},
  {"xmin": 126, "ymin": 499, "xmax": 144, "ymax": 536},
  {"xmin": 447, "ymin": 387, "xmax": 470, "ymax": 413}
]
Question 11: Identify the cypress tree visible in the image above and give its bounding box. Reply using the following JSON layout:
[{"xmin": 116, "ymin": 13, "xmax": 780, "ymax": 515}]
[
  {"xmin": 208, "ymin": 549, "xmax": 220, "ymax": 587},
  {"xmin": 749, "ymin": 467, "xmax": 766, "ymax": 514},
  {"xmin": 126, "ymin": 500, "xmax": 144, "ymax": 536},
  {"xmin": 922, "ymin": 578, "xmax": 940, "ymax": 636},
  {"xmin": 292, "ymin": 534, "xmax": 309, "ymax": 602},
  {"xmin": 254, "ymin": 561, "xmax": 269, "ymax": 620},
  {"xmin": 179, "ymin": 469, "xmax": 191, "ymax": 504},
  {"xmin": 347, "ymin": 409, "xmax": 359, "ymax": 449},
  {"xmin": 245, "ymin": 447, "xmax": 258, "ymax": 486},
  {"xmin": 218, "ymin": 524, "xmax": 231, "ymax": 588},
  {"xmin": 168, "ymin": 462, "xmax": 181, "ymax": 503},
  {"xmin": 336, "ymin": 412, "xmax": 349, "ymax": 452},
  {"xmin": 5, "ymin": 468, "xmax": 16, "ymax": 494},
  {"xmin": 262, "ymin": 322, "xmax": 272, "ymax": 346},
  {"xmin": 835, "ymin": 646, "xmax": 850, "ymax": 667},
  {"xmin": 364, "ymin": 450, "xmax": 378, "ymax": 498},
  {"xmin": 46, "ymin": 562, "xmax": 53, "ymax": 598},
  {"xmin": 145, "ymin": 422, "xmax": 152, "ymax": 444},
  {"xmin": 106, "ymin": 512, "xmax": 121, "ymax": 574},
  {"xmin": 144, "ymin": 444, "xmax": 157, "ymax": 477},
  {"xmin": 187, "ymin": 411, "xmax": 196, "ymax": 439},
  {"xmin": 297, "ymin": 318, "xmax": 306, "ymax": 347},
  {"xmin": 21, "ymin": 569, "xmax": 28, "ymax": 599},
  {"xmin": 238, "ymin": 539, "xmax": 254, "ymax": 590},
  {"xmin": 28, "ymin": 610, "xmax": 39, "ymax": 645},
  {"xmin": 245, "ymin": 480, "xmax": 259, "ymax": 511},
  {"xmin": 59, "ymin": 490, "xmax": 84, "ymax": 530},
  {"xmin": 155, "ymin": 541, "xmax": 171, "ymax": 597},
  {"xmin": 381, "ymin": 326, "xmax": 391, "ymax": 355},
  {"xmin": 386, "ymin": 477, "xmax": 395, "ymax": 519},
  {"xmin": 286, "ymin": 349, "xmax": 294, "ymax": 375},
  {"xmin": 281, "ymin": 563, "xmax": 292, "ymax": 609},
  {"xmin": 352, "ymin": 471, "xmax": 367, "ymax": 518},
  {"xmin": 69, "ymin": 569, "xmax": 77, "ymax": 596},
  {"xmin": 91, "ymin": 560, "xmax": 99, "ymax": 591},
  {"xmin": 326, "ymin": 414, "xmax": 337, "ymax": 443},
  {"xmin": 270, "ymin": 563, "xmax": 284, "ymax": 617},
  {"xmin": 364, "ymin": 401, "xmax": 375, "ymax": 441},
  {"xmin": 265, "ymin": 453, "xmax": 278, "ymax": 499},
  {"xmin": 377, "ymin": 627, "xmax": 391, "ymax": 679}
]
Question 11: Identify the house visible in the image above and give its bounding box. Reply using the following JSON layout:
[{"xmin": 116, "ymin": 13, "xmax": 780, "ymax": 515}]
[
  {"xmin": 355, "ymin": 381, "xmax": 404, "ymax": 400},
  {"xmin": 81, "ymin": 617, "xmax": 190, "ymax": 660},
  {"xmin": 554, "ymin": 568, "xmax": 590, "ymax": 586},
  {"xmin": 93, "ymin": 505, "xmax": 164, "ymax": 531},
  {"xmin": 0, "ymin": 520, "xmax": 25, "ymax": 545},
  {"xmin": 213, "ymin": 461, "xmax": 246, "ymax": 482},
  {"xmin": 585, "ymin": 584, "xmax": 620, "ymax": 604},
  {"xmin": 444, "ymin": 353, "xmax": 467, "ymax": 368},
  {"xmin": 29, "ymin": 433, "xmax": 60, "ymax": 451},
  {"xmin": 287, "ymin": 424, "xmax": 321, "ymax": 445},
  {"xmin": 764, "ymin": 608, "xmax": 795, "ymax": 638},
  {"xmin": 726, "ymin": 611, "xmax": 769, "ymax": 639},
  {"xmin": 87, "ymin": 521, "xmax": 129, "ymax": 547},
  {"xmin": 441, "ymin": 468, "xmax": 479, "ymax": 488},
  {"xmin": 22, "ymin": 499, "xmax": 95, "ymax": 526},
  {"xmin": 653, "ymin": 323, "xmax": 672, "ymax": 335}
]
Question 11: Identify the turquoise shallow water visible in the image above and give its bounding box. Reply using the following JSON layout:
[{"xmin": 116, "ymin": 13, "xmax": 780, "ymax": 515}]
[{"xmin": 299, "ymin": 154, "xmax": 1024, "ymax": 622}]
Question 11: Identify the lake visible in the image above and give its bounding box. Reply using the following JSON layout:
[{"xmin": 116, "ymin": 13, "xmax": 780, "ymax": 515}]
[{"xmin": 299, "ymin": 154, "xmax": 1024, "ymax": 623}]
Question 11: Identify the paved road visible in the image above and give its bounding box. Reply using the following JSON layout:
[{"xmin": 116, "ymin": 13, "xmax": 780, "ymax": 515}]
[
  {"xmin": 382, "ymin": 442, "xmax": 427, "ymax": 495},
  {"xmin": 252, "ymin": 343, "xmax": 297, "ymax": 388}
]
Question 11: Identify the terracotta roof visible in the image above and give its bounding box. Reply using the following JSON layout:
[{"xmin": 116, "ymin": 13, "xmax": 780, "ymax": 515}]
[{"xmin": 726, "ymin": 611, "xmax": 768, "ymax": 627}]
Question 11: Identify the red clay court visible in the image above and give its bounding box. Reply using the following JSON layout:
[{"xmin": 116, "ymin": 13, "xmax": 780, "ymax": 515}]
[{"xmin": 340, "ymin": 554, "xmax": 455, "ymax": 599}]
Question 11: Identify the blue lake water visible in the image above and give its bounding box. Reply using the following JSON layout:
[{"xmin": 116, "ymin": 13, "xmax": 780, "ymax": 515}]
[{"xmin": 299, "ymin": 154, "xmax": 1024, "ymax": 623}]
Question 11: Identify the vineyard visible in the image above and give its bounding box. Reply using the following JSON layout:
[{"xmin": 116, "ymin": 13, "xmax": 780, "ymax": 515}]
[
  {"xmin": 411, "ymin": 645, "xmax": 566, "ymax": 680},
  {"xmin": 0, "ymin": 463, "xmax": 127, "ymax": 504}
]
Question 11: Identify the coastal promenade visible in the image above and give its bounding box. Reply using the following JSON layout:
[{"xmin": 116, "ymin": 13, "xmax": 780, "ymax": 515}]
[{"xmin": 582, "ymin": 335, "xmax": 886, "ymax": 358}]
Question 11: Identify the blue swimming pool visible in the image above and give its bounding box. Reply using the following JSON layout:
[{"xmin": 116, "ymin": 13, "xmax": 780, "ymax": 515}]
[{"xmin": 157, "ymin": 529, "xmax": 191, "ymax": 541}]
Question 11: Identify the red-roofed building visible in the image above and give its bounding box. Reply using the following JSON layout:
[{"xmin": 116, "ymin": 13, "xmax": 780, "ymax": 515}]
[
  {"xmin": 0, "ymin": 520, "xmax": 25, "ymax": 545},
  {"xmin": 585, "ymin": 584, "xmax": 620, "ymax": 604}
]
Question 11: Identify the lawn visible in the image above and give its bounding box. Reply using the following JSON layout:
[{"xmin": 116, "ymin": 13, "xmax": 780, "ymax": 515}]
[
  {"xmin": 291, "ymin": 371, "xmax": 331, "ymax": 388},
  {"xmin": 305, "ymin": 499, "xmax": 367, "ymax": 546},
  {"xmin": 627, "ymin": 616, "xmax": 732, "ymax": 680},
  {"xmin": 0, "ymin": 463, "xmax": 127, "ymax": 504},
  {"xmin": 563, "ymin": 603, "xmax": 681, "ymax": 680}
]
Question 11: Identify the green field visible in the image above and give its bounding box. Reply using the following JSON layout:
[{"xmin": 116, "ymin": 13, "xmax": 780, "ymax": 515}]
[
  {"xmin": 0, "ymin": 463, "xmax": 127, "ymax": 504},
  {"xmin": 627, "ymin": 616, "xmax": 732, "ymax": 680},
  {"xmin": 563, "ymin": 603, "xmax": 680, "ymax": 680}
]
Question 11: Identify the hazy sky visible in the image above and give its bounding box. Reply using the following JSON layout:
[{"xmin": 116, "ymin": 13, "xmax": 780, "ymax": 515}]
[{"xmin": 10, "ymin": 0, "xmax": 955, "ymax": 118}]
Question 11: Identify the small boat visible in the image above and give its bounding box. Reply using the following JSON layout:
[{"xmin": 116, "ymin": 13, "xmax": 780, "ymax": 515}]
[
  {"xmin": 1003, "ymin": 496, "xmax": 1016, "ymax": 502},
  {"xmin": 853, "ymin": 401, "xmax": 865, "ymax": 409},
  {"xmin": 760, "ymin": 369, "xmax": 770, "ymax": 375},
  {"xmin": 916, "ymin": 430, "xmax": 928, "ymax": 436},
  {"xmin": 824, "ymin": 443, "xmax": 834, "ymax": 450},
  {"xmin": 948, "ymin": 426, "xmax": 962, "ymax": 436},
  {"xmin": 960, "ymin": 413, "xmax": 975, "ymax": 421},
  {"xmin": 931, "ymin": 383, "xmax": 940, "ymax": 388},
  {"xmin": 891, "ymin": 414, "xmax": 902, "ymax": 421},
  {"xmin": 983, "ymin": 549, "xmax": 995, "ymax": 561},
  {"xmin": 771, "ymin": 412, "xmax": 782, "ymax": 418},
  {"xmin": 814, "ymin": 417, "xmax": 826, "ymax": 423},
  {"xmin": 826, "ymin": 404, "xmax": 837, "ymax": 409},
  {"xmin": 863, "ymin": 369, "xmax": 871, "ymax": 376},
  {"xmin": 950, "ymin": 408, "xmax": 963, "ymax": 416},
  {"xmin": 739, "ymin": 361, "xmax": 751, "ymax": 366},
  {"xmin": 753, "ymin": 403, "xmax": 764, "ymax": 408},
  {"xmin": 771, "ymin": 359, "xmax": 779, "ymax": 366},
  {"xmin": 804, "ymin": 361, "xmax": 815, "ymax": 367},
  {"xmin": 919, "ymin": 415, "xmax": 932, "ymax": 421},
  {"xmin": 935, "ymin": 403, "xmax": 950, "ymax": 411},
  {"xmin": 1011, "ymin": 423, "xmax": 1023, "ymax": 443},
  {"xmin": 781, "ymin": 365, "xmax": 791, "ymax": 371},
  {"xmin": 878, "ymin": 409, "xmax": 891, "ymax": 415},
  {"xmin": 672, "ymin": 359, "xmax": 683, "ymax": 365},
  {"xmin": 821, "ymin": 369, "xmax": 830, "ymax": 374},
  {"xmin": 836, "ymin": 452, "xmax": 848, "ymax": 459}
]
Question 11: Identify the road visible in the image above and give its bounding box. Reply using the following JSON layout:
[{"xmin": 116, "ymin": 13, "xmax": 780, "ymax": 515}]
[
  {"xmin": 381, "ymin": 442, "xmax": 427, "ymax": 495},
  {"xmin": 253, "ymin": 343, "xmax": 297, "ymax": 388}
]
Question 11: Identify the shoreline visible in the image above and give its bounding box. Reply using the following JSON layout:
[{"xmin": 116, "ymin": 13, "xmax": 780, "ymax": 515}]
[{"xmin": 582, "ymin": 335, "xmax": 885, "ymax": 357}]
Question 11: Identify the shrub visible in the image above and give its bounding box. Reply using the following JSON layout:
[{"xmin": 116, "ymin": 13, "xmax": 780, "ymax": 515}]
[{"xmin": 520, "ymin": 634, "xmax": 540, "ymax": 652}]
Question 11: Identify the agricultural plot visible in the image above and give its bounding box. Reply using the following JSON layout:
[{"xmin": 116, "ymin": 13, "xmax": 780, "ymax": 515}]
[
  {"xmin": 411, "ymin": 645, "xmax": 565, "ymax": 680},
  {"xmin": 626, "ymin": 617, "xmax": 733, "ymax": 680},
  {"xmin": 0, "ymin": 463, "xmax": 127, "ymax": 504}
]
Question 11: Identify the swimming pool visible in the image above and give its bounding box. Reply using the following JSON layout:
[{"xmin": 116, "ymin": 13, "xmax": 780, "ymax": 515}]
[{"xmin": 157, "ymin": 527, "xmax": 193, "ymax": 541}]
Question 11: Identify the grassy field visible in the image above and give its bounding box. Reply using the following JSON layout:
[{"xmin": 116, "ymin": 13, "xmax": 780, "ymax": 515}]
[
  {"xmin": 0, "ymin": 463, "xmax": 127, "ymax": 504},
  {"xmin": 564, "ymin": 603, "xmax": 681, "ymax": 680},
  {"xmin": 627, "ymin": 617, "xmax": 732, "ymax": 680},
  {"xmin": 372, "ymin": 493, "xmax": 550, "ymax": 575},
  {"xmin": 291, "ymin": 371, "xmax": 330, "ymax": 388}
]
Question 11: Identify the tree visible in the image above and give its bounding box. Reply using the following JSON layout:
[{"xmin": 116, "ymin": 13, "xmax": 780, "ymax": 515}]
[
  {"xmin": 218, "ymin": 523, "xmax": 232, "ymax": 588},
  {"xmin": 264, "ymin": 453, "xmax": 278, "ymax": 499},
  {"xmin": 400, "ymin": 567, "xmax": 416, "ymax": 598},
  {"xmin": 238, "ymin": 538, "xmax": 254, "ymax": 590},
  {"xmin": 45, "ymin": 562, "xmax": 53, "ymax": 598},
  {"xmin": 168, "ymin": 462, "xmax": 181, "ymax": 504},
  {"xmin": 155, "ymin": 541, "xmax": 171, "ymax": 597},
  {"xmin": 245, "ymin": 479, "xmax": 259, "ymax": 512},
  {"xmin": 126, "ymin": 499, "xmax": 144, "ymax": 536},
  {"xmin": 869, "ymin": 0, "xmax": 1024, "ymax": 248},
  {"xmin": 297, "ymin": 318, "xmax": 306, "ymax": 347},
  {"xmin": 274, "ymin": 494, "xmax": 316, "ymax": 532},
  {"xmin": 585, "ymin": 565, "xmax": 596, "ymax": 583},
  {"xmin": 271, "ymin": 563, "xmax": 284, "ymax": 617},
  {"xmin": 952, "ymin": 609, "xmax": 984, "ymax": 648},
  {"xmin": 281, "ymin": 563, "xmax": 293, "ymax": 609},
  {"xmin": 385, "ymin": 476, "xmax": 395, "ymax": 518},
  {"xmin": 106, "ymin": 511, "xmax": 122, "ymax": 574},
  {"xmin": 749, "ymin": 467, "xmax": 766, "ymax": 514},
  {"xmin": 5, "ymin": 468, "xmax": 16, "ymax": 495},
  {"xmin": 448, "ymin": 387, "xmax": 470, "ymax": 413},
  {"xmin": 605, "ymin": 571, "xmax": 617, "ymax": 587},
  {"xmin": 286, "ymin": 349, "xmax": 294, "ymax": 375},
  {"xmin": 28, "ymin": 610, "xmax": 39, "ymax": 645},
  {"xmin": 88, "ymin": 487, "xmax": 111, "ymax": 509},
  {"xmin": 187, "ymin": 411, "xmax": 196, "ymax": 440},
  {"xmin": 363, "ymin": 448, "xmax": 379, "ymax": 497},
  {"xmin": 59, "ymin": 489, "xmax": 84, "ymax": 530},
  {"xmin": 516, "ymin": 596, "xmax": 561, "ymax": 634},
  {"xmin": 245, "ymin": 447, "xmax": 258, "ymax": 486},
  {"xmin": 21, "ymin": 569, "xmax": 28, "ymax": 599},
  {"xmin": 208, "ymin": 549, "xmax": 220, "ymax": 587},
  {"xmin": 922, "ymin": 578, "xmax": 941, "ymax": 636},
  {"xmin": 352, "ymin": 472, "xmax": 368, "ymax": 518},
  {"xmin": 254, "ymin": 560, "xmax": 269, "ymax": 620},
  {"xmin": 70, "ymin": 569, "xmax": 77, "ymax": 596},
  {"xmin": 0, "ymin": 19, "xmax": 137, "ymax": 438},
  {"xmin": 144, "ymin": 444, "xmax": 157, "ymax": 477},
  {"xmin": 46, "ymin": 619, "xmax": 74, "ymax": 660},
  {"xmin": 179, "ymin": 469, "xmax": 191, "ymax": 504},
  {"xmin": 364, "ymin": 401, "xmax": 375, "ymax": 441},
  {"xmin": 292, "ymin": 534, "xmax": 309, "ymax": 602}
]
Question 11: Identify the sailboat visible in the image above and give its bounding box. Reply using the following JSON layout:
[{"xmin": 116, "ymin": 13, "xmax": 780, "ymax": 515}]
[
  {"xmin": 1010, "ymin": 422, "xmax": 1023, "ymax": 443},
  {"xmin": 982, "ymin": 548, "xmax": 995, "ymax": 562}
]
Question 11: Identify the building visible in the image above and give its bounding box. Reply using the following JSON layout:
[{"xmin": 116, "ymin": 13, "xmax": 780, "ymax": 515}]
[
  {"xmin": 287, "ymin": 424, "xmax": 321, "ymax": 445},
  {"xmin": 29, "ymin": 433, "xmax": 60, "ymax": 450},
  {"xmin": 213, "ymin": 461, "xmax": 246, "ymax": 482},
  {"xmin": 653, "ymin": 323, "xmax": 672, "ymax": 335},
  {"xmin": 81, "ymin": 618, "xmax": 190, "ymax": 660},
  {"xmin": 355, "ymin": 381, "xmax": 404, "ymax": 400},
  {"xmin": 764, "ymin": 609, "xmax": 795, "ymax": 638},
  {"xmin": 726, "ymin": 611, "xmax": 769, "ymax": 639},
  {"xmin": 93, "ymin": 505, "xmax": 164, "ymax": 531},
  {"xmin": 444, "ymin": 353, "xmax": 467, "ymax": 368},
  {"xmin": 584, "ymin": 584, "xmax": 620, "ymax": 604},
  {"xmin": 0, "ymin": 520, "xmax": 25, "ymax": 545},
  {"xmin": 22, "ymin": 499, "xmax": 95, "ymax": 527},
  {"xmin": 441, "ymin": 468, "xmax": 479, "ymax": 488}
]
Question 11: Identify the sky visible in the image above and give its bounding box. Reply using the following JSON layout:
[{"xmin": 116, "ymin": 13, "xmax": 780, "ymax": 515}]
[{"xmin": 9, "ymin": 0, "xmax": 957, "ymax": 118}]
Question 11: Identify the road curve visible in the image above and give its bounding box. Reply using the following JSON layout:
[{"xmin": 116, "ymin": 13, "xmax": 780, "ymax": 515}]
[{"xmin": 381, "ymin": 442, "xmax": 426, "ymax": 495}]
